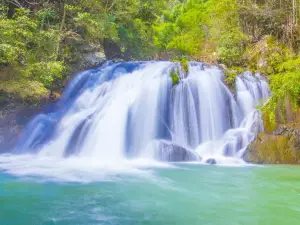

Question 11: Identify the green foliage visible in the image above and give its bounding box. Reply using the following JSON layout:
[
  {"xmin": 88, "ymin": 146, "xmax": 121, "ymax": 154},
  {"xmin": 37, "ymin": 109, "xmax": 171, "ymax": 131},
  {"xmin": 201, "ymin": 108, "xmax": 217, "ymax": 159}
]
[
  {"xmin": 0, "ymin": 0, "xmax": 180, "ymax": 102},
  {"xmin": 244, "ymin": 36, "xmax": 300, "ymax": 126},
  {"xmin": 118, "ymin": 18, "xmax": 157, "ymax": 59},
  {"xmin": 276, "ymin": 58, "xmax": 300, "ymax": 73},
  {"xmin": 153, "ymin": 1, "xmax": 206, "ymax": 57},
  {"xmin": 0, "ymin": 7, "xmax": 64, "ymax": 89},
  {"xmin": 261, "ymin": 57, "xmax": 300, "ymax": 126},
  {"xmin": 179, "ymin": 57, "xmax": 189, "ymax": 73},
  {"xmin": 270, "ymin": 71, "xmax": 300, "ymax": 107},
  {"xmin": 0, "ymin": 5, "xmax": 7, "ymax": 19},
  {"xmin": 75, "ymin": 12, "xmax": 118, "ymax": 42},
  {"xmin": 153, "ymin": 0, "xmax": 246, "ymax": 63},
  {"xmin": 217, "ymin": 28, "xmax": 247, "ymax": 66},
  {"xmin": 171, "ymin": 56, "xmax": 189, "ymax": 73},
  {"xmin": 153, "ymin": 22, "xmax": 176, "ymax": 50},
  {"xmin": 0, "ymin": 0, "xmax": 299, "ymax": 116},
  {"xmin": 245, "ymin": 36, "xmax": 294, "ymax": 74},
  {"xmin": 36, "ymin": 10, "xmax": 59, "ymax": 29},
  {"xmin": 23, "ymin": 61, "xmax": 65, "ymax": 88},
  {"xmin": 0, "ymin": 8, "xmax": 37, "ymax": 66}
]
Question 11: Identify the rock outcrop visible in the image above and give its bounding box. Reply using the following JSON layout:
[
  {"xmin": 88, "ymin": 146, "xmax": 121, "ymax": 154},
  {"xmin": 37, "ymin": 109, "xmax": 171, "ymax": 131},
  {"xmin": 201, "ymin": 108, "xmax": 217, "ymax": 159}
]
[{"xmin": 245, "ymin": 130, "xmax": 300, "ymax": 164}]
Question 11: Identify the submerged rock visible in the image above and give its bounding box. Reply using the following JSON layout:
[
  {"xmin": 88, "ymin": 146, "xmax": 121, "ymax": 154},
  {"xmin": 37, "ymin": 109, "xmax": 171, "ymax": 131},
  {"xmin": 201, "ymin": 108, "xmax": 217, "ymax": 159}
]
[
  {"xmin": 155, "ymin": 140, "xmax": 200, "ymax": 162},
  {"xmin": 205, "ymin": 158, "xmax": 217, "ymax": 165}
]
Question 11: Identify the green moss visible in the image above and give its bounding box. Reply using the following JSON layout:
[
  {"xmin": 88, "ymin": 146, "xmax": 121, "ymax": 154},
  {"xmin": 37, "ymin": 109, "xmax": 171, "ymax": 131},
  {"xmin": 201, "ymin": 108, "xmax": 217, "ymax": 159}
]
[
  {"xmin": 223, "ymin": 66, "xmax": 244, "ymax": 90},
  {"xmin": 262, "ymin": 111, "xmax": 277, "ymax": 133},
  {"xmin": 0, "ymin": 79, "xmax": 48, "ymax": 104},
  {"xmin": 170, "ymin": 71, "xmax": 180, "ymax": 86},
  {"xmin": 179, "ymin": 57, "xmax": 189, "ymax": 73},
  {"xmin": 171, "ymin": 56, "xmax": 189, "ymax": 73}
]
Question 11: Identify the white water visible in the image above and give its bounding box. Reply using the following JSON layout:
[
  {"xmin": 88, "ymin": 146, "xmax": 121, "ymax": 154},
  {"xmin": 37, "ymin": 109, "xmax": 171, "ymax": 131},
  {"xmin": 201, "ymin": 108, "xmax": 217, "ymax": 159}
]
[{"xmin": 0, "ymin": 61, "xmax": 270, "ymax": 181}]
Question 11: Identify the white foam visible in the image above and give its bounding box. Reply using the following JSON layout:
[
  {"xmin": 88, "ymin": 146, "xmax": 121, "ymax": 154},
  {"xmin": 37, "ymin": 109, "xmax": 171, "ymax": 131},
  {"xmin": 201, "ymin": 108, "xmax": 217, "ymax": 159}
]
[{"xmin": 0, "ymin": 154, "xmax": 175, "ymax": 183}]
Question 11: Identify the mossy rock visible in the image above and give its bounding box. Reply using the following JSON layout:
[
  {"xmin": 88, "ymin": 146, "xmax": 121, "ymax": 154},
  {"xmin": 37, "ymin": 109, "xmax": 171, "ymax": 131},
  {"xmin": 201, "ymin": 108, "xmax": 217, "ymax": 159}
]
[
  {"xmin": 171, "ymin": 56, "xmax": 189, "ymax": 74},
  {"xmin": 223, "ymin": 66, "xmax": 244, "ymax": 91},
  {"xmin": 245, "ymin": 133, "xmax": 300, "ymax": 164},
  {"xmin": 262, "ymin": 112, "xmax": 278, "ymax": 133},
  {"xmin": 170, "ymin": 71, "xmax": 180, "ymax": 86},
  {"xmin": 180, "ymin": 58, "xmax": 189, "ymax": 73}
]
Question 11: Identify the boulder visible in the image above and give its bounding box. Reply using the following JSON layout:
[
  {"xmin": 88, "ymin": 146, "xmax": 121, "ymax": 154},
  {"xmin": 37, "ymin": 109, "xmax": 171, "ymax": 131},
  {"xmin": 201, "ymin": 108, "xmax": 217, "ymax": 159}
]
[
  {"xmin": 155, "ymin": 140, "xmax": 200, "ymax": 162},
  {"xmin": 205, "ymin": 158, "xmax": 217, "ymax": 165}
]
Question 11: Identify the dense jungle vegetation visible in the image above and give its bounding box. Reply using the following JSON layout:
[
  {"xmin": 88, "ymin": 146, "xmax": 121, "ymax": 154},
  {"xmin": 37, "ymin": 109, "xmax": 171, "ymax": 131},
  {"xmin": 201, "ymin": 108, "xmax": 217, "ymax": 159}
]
[{"xmin": 0, "ymin": 0, "xmax": 300, "ymax": 124}]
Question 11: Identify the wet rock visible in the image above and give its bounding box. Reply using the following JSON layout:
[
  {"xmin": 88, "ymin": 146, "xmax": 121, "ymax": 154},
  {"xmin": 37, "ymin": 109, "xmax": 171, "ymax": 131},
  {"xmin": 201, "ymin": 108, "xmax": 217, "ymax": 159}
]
[
  {"xmin": 205, "ymin": 158, "xmax": 217, "ymax": 165},
  {"xmin": 68, "ymin": 43, "xmax": 106, "ymax": 73},
  {"xmin": 155, "ymin": 140, "xmax": 200, "ymax": 162},
  {"xmin": 218, "ymin": 64, "xmax": 227, "ymax": 71},
  {"xmin": 80, "ymin": 51, "xmax": 106, "ymax": 70}
]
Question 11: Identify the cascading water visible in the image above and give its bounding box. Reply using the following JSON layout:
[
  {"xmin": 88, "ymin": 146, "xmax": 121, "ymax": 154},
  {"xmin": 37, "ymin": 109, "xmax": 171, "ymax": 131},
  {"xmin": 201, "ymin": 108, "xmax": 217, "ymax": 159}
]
[{"xmin": 10, "ymin": 61, "xmax": 270, "ymax": 165}]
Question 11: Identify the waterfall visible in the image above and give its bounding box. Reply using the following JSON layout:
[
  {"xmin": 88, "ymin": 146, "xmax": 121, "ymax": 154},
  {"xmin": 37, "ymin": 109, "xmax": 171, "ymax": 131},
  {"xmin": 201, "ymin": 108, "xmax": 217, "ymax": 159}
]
[{"xmin": 13, "ymin": 62, "xmax": 270, "ymax": 165}]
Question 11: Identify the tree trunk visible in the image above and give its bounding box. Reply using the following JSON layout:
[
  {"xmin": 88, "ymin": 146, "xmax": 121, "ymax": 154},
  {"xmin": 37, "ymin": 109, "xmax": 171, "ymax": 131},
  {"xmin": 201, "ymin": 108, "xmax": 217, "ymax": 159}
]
[{"xmin": 7, "ymin": 2, "xmax": 17, "ymax": 19}]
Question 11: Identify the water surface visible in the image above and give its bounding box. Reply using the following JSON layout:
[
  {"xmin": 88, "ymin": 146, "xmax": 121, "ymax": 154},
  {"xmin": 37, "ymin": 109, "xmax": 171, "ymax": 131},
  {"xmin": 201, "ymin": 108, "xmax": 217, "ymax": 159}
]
[{"xmin": 1, "ymin": 164, "xmax": 300, "ymax": 225}]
